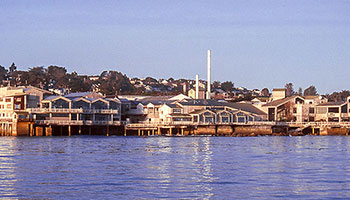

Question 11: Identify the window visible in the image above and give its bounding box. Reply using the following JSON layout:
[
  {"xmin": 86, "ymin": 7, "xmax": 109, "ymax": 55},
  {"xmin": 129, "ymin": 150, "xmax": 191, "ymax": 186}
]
[
  {"xmin": 5, "ymin": 98, "xmax": 11, "ymax": 102},
  {"xmin": 328, "ymin": 107, "xmax": 339, "ymax": 113},
  {"xmin": 293, "ymin": 108, "xmax": 297, "ymax": 113},
  {"xmin": 15, "ymin": 104, "xmax": 20, "ymax": 110},
  {"xmin": 309, "ymin": 107, "xmax": 315, "ymax": 114},
  {"xmin": 173, "ymin": 108, "xmax": 181, "ymax": 114}
]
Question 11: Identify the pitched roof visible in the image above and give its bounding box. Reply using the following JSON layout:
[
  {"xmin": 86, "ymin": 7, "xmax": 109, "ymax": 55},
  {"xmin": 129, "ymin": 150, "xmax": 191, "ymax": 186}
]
[
  {"xmin": 43, "ymin": 95, "xmax": 60, "ymax": 101},
  {"xmin": 303, "ymin": 95, "xmax": 320, "ymax": 100},
  {"xmin": 189, "ymin": 109, "xmax": 216, "ymax": 115},
  {"xmin": 164, "ymin": 103, "xmax": 179, "ymax": 108},
  {"xmin": 224, "ymin": 102, "xmax": 266, "ymax": 115},
  {"xmin": 168, "ymin": 94, "xmax": 191, "ymax": 101},
  {"xmin": 317, "ymin": 101, "xmax": 346, "ymax": 107},
  {"xmin": 178, "ymin": 99, "xmax": 223, "ymax": 107},
  {"xmin": 144, "ymin": 100, "xmax": 175, "ymax": 106},
  {"xmin": 262, "ymin": 96, "xmax": 304, "ymax": 107},
  {"xmin": 252, "ymin": 96, "xmax": 270, "ymax": 102},
  {"xmin": 64, "ymin": 92, "xmax": 93, "ymax": 98}
]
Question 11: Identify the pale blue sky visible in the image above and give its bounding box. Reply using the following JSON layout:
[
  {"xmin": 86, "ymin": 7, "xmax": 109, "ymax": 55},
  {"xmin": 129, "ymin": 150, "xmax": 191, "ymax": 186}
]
[{"xmin": 1, "ymin": 0, "xmax": 350, "ymax": 94}]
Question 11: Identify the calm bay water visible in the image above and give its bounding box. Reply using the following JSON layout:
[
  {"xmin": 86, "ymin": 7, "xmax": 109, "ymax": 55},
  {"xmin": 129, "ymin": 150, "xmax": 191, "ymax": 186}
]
[{"xmin": 1, "ymin": 136, "xmax": 350, "ymax": 199}]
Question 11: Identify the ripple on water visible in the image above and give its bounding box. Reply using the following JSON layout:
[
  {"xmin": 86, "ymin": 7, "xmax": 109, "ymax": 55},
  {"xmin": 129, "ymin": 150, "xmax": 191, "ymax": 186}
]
[{"xmin": 0, "ymin": 136, "xmax": 350, "ymax": 199}]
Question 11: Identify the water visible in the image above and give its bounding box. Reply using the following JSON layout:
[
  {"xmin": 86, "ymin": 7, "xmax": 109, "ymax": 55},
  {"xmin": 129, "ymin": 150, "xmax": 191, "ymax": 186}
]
[{"xmin": 1, "ymin": 136, "xmax": 350, "ymax": 199}]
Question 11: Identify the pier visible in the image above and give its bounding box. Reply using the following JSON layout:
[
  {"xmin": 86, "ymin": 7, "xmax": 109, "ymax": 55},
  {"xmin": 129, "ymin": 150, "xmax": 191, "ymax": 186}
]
[{"xmin": 5, "ymin": 120, "xmax": 349, "ymax": 137}]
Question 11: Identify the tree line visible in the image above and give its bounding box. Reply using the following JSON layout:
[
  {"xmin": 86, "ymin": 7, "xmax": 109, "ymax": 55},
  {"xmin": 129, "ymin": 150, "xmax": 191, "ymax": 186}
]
[
  {"xmin": 283, "ymin": 82, "xmax": 349, "ymax": 102},
  {"xmin": 0, "ymin": 63, "xmax": 135, "ymax": 95}
]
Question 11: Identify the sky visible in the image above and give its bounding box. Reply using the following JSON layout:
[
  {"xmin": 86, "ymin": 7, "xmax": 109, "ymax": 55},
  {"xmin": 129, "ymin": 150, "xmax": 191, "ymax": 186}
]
[{"xmin": 1, "ymin": 0, "xmax": 350, "ymax": 94}]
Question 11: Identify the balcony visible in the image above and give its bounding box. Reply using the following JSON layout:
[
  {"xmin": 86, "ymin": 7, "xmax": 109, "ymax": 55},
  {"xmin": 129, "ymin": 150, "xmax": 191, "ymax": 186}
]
[
  {"xmin": 35, "ymin": 120, "xmax": 121, "ymax": 126},
  {"xmin": 27, "ymin": 108, "xmax": 119, "ymax": 114}
]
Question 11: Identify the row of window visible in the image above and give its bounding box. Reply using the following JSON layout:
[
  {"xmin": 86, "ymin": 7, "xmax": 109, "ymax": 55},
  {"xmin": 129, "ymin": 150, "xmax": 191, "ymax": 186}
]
[
  {"xmin": 0, "ymin": 113, "xmax": 13, "ymax": 118},
  {"xmin": 0, "ymin": 104, "xmax": 13, "ymax": 109},
  {"xmin": 0, "ymin": 98, "xmax": 12, "ymax": 102}
]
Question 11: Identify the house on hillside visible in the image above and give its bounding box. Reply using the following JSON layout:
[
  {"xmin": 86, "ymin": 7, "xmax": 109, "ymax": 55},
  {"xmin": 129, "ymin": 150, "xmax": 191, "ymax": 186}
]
[{"xmin": 188, "ymin": 88, "xmax": 206, "ymax": 99}]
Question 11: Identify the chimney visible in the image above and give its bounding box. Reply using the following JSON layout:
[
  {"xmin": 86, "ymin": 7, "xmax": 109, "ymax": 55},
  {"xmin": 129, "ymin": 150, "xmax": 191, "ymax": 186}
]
[
  {"xmin": 195, "ymin": 74, "xmax": 199, "ymax": 99},
  {"xmin": 207, "ymin": 50, "xmax": 211, "ymax": 99}
]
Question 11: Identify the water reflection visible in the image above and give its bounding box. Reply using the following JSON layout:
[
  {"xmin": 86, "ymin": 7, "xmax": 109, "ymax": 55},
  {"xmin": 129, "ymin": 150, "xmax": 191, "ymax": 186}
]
[
  {"xmin": 1, "ymin": 136, "xmax": 350, "ymax": 199},
  {"xmin": 0, "ymin": 138, "xmax": 18, "ymax": 198}
]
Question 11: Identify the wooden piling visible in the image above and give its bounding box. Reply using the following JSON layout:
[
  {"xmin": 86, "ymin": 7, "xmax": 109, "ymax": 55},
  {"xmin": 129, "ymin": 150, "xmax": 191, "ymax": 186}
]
[{"xmin": 68, "ymin": 125, "xmax": 71, "ymax": 136}]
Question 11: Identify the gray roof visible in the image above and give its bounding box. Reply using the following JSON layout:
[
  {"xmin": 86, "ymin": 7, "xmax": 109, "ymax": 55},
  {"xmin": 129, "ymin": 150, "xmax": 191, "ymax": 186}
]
[
  {"xmin": 43, "ymin": 95, "xmax": 59, "ymax": 101},
  {"xmin": 224, "ymin": 102, "xmax": 267, "ymax": 115},
  {"xmin": 64, "ymin": 92, "xmax": 93, "ymax": 98},
  {"xmin": 178, "ymin": 99, "xmax": 223, "ymax": 107},
  {"xmin": 164, "ymin": 103, "xmax": 179, "ymax": 108},
  {"xmin": 143, "ymin": 100, "xmax": 175, "ymax": 106},
  {"xmin": 189, "ymin": 109, "xmax": 214, "ymax": 115}
]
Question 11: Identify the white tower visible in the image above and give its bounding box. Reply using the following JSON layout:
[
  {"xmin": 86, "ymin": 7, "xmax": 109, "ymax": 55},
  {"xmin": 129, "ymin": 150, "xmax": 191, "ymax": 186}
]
[
  {"xmin": 206, "ymin": 50, "xmax": 211, "ymax": 99},
  {"xmin": 195, "ymin": 74, "xmax": 199, "ymax": 99}
]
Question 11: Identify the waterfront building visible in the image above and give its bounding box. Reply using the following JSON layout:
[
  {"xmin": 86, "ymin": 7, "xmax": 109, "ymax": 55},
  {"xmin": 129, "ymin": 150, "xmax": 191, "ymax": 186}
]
[
  {"xmin": 159, "ymin": 103, "xmax": 192, "ymax": 124},
  {"xmin": 262, "ymin": 94, "xmax": 331, "ymax": 122},
  {"xmin": 263, "ymin": 95, "xmax": 307, "ymax": 122},
  {"xmin": 0, "ymin": 86, "xmax": 52, "ymax": 136},
  {"xmin": 315, "ymin": 99, "xmax": 349, "ymax": 122},
  {"xmin": 119, "ymin": 99, "xmax": 145, "ymax": 123},
  {"xmin": 33, "ymin": 91, "xmax": 121, "ymax": 123}
]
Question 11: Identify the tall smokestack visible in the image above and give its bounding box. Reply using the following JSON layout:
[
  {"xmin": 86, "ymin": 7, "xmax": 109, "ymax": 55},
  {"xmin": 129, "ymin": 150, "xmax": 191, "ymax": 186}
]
[
  {"xmin": 195, "ymin": 74, "xmax": 199, "ymax": 99},
  {"xmin": 207, "ymin": 50, "xmax": 211, "ymax": 99}
]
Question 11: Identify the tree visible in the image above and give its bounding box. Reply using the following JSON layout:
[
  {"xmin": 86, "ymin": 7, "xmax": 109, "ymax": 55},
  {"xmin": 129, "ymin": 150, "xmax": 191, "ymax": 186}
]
[
  {"xmin": 27, "ymin": 67, "xmax": 48, "ymax": 88},
  {"xmin": 67, "ymin": 74, "xmax": 92, "ymax": 92},
  {"xmin": 47, "ymin": 65, "xmax": 68, "ymax": 88},
  {"xmin": 285, "ymin": 83, "xmax": 295, "ymax": 97},
  {"xmin": 0, "ymin": 65, "xmax": 7, "ymax": 82},
  {"xmin": 304, "ymin": 85, "xmax": 318, "ymax": 96},
  {"xmin": 261, "ymin": 88, "xmax": 269, "ymax": 96},
  {"xmin": 221, "ymin": 81, "xmax": 234, "ymax": 92},
  {"xmin": 98, "ymin": 71, "xmax": 135, "ymax": 95},
  {"xmin": 144, "ymin": 77, "xmax": 157, "ymax": 84},
  {"xmin": 327, "ymin": 90, "xmax": 350, "ymax": 102},
  {"xmin": 298, "ymin": 87, "xmax": 303, "ymax": 96},
  {"xmin": 167, "ymin": 77, "xmax": 174, "ymax": 82},
  {"xmin": 212, "ymin": 81, "xmax": 221, "ymax": 89},
  {"xmin": 9, "ymin": 62, "xmax": 17, "ymax": 73}
]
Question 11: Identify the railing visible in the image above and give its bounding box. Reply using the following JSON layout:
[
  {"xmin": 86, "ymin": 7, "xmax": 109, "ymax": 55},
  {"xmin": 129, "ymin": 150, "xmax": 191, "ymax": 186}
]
[
  {"xmin": 125, "ymin": 121, "xmax": 350, "ymax": 127},
  {"xmin": 35, "ymin": 120, "xmax": 121, "ymax": 126},
  {"xmin": 27, "ymin": 108, "xmax": 119, "ymax": 114}
]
